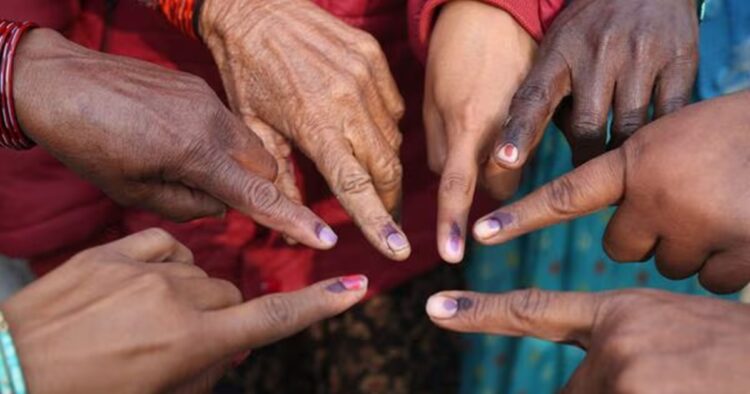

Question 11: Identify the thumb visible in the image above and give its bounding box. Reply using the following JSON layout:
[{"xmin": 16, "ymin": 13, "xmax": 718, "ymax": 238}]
[
  {"xmin": 436, "ymin": 138, "xmax": 480, "ymax": 263},
  {"xmin": 473, "ymin": 146, "xmax": 627, "ymax": 245},
  {"xmin": 426, "ymin": 289, "xmax": 602, "ymax": 349},
  {"xmin": 203, "ymin": 275, "xmax": 368, "ymax": 358}
]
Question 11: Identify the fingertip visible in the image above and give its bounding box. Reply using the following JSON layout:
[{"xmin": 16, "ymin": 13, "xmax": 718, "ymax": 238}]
[
  {"xmin": 426, "ymin": 294, "xmax": 459, "ymax": 320},
  {"xmin": 439, "ymin": 223, "xmax": 464, "ymax": 264},
  {"xmin": 384, "ymin": 225, "xmax": 411, "ymax": 261},
  {"xmin": 315, "ymin": 223, "xmax": 339, "ymax": 249}
]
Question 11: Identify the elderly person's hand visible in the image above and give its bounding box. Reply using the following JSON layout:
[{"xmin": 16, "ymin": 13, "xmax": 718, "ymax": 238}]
[
  {"xmin": 473, "ymin": 90, "xmax": 750, "ymax": 293},
  {"xmin": 199, "ymin": 0, "xmax": 410, "ymax": 260},
  {"xmin": 14, "ymin": 28, "xmax": 338, "ymax": 250},
  {"xmin": 423, "ymin": 1, "xmax": 536, "ymax": 262},
  {"xmin": 0, "ymin": 228, "xmax": 367, "ymax": 394},
  {"xmin": 493, "ymin": 0, "xmax": 699, "ymax": 176},
  {"xmin": 426, "ymin": 288, "xmax": 750, "ymax": 393}
]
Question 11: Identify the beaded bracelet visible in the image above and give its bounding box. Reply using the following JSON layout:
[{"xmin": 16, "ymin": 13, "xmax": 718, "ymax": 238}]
[
  {"xmin": 0, "ymin": 312, "xmax": 26, "ymax": 394},
  {"xmin": 156, "ymin": 0, "xmax": 206, "ymax": 39},
  {"xmin": 0, "ymin": 20, "xmax": 37, "ymax": 150}
]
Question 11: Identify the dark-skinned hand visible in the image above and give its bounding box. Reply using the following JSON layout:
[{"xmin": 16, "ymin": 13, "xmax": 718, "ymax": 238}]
[
  {"xmin": 14, "ymin": 28, "xmax": 338, "ymax": 250},
  {"xmin": 493, "ymin": 0, "xmax": 699, "ymax": 176},
  {"xmin": 474, "ymin": 90, "xmax": 750, "ymax": 293},
  {"xmin": 1, "ymin": 228, "xmax": 367, "ymax": 394},
  {"xmin": 427, "ymin": 288, "xmax": 750, "ymax": 394},
  {"xmin": 199, "ymin": 0, "xmax": 410, "ymax": 260}
]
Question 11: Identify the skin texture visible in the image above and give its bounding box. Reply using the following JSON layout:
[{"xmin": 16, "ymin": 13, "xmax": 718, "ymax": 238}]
[
  {"xmin": 473, "ymin": 90, "xmax": 750, "ymax": 293},
  {"xmin": 13, "ymin": 29, "xmax": 338, "ymax": 250},
  {"xmin": 426, "ymin": 288, "xmax": 750, "ymax": 394},
  {"xmin": 0, "ymin": 229, "xmax": 367, "ymax": 394},
  {"xmin": 423, "ymin": 1, "xmax": 536, "ymax": 263},
  {"xmin": 492, "ymin": 0, "xmax": 699, "ymax": 181},
  {"xmin": 199, "ymin": 0, "xmax": 410, "ymax": 260}
]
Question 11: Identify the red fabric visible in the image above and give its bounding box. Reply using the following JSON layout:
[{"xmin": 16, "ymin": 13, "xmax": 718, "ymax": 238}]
[
  {"xmin": 0, "ymin": 0, "xmax": 564, "ymax": 299},
  {"xmin": 409, "ymin": 0, "xmax": 566, "ymax": 62}
]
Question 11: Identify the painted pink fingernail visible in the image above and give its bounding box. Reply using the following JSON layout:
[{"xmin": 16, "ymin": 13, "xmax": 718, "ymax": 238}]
[
  {"xmin": 316, "ymin": 223, "xmax": 338, "ymax": 247},
  {"xmin": 326, "ymin": 275, "xmax": 368, "ymax": 293},
  {"xmin": 496, "ymin": 143, "xmax": 519, "ymax": 164}
]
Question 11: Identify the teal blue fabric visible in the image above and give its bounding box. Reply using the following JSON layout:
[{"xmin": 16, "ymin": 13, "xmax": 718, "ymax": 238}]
[{"xmin": 459, "ymin": 2, "xmax": 747, "ymax": 393}]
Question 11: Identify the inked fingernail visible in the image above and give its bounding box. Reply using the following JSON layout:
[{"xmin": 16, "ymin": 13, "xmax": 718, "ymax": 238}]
[
  {"xmin": 445, "ymin": 223, "xmax": 463, "ymax": 262},
  {"xmin": 326, "ymin": 275, "xmax": 368, "ymax": 293},
  {"xmin": 496, "ymin": 143, "xmax": 519, "ymax": 164},
  {"xmin": 426, "ymin": 295, "xmax": 458, "ymax": 319},
  {"xmin": 316, "ymin": 223, "xmax": 338, "ymax": 247},
  {"xmin": 384, "ymin": 224, "xmax": 409, "ymax": 252},
  {"xmin": 474, "ymin": 212, "xmax": 513, "ymax": 239}
]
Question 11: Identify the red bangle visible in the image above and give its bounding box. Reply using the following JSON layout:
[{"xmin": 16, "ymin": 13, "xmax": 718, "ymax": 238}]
[
  {"xmin": 158, "ymin": 0, "xmax": 199, "ymax": 39},
  {"xmin": 0, "ymin": 20, "xmax": 37, "ymax": 150}
]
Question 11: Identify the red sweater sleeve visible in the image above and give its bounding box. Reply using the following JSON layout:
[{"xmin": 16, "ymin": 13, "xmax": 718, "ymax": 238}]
[{"xmin": 408, "ymin": 0, "xmax": 566, "ymax": 63}]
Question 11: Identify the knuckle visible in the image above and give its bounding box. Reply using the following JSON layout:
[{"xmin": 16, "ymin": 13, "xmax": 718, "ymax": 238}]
[
  {"xmin": 375, "ymin": 156, "xmax": 403, "ymax": 191},
  {"xmin": 570, "ymin": 113, "xmax": 605, "ymax": 139},
  {"xmin": 261, "ymin": 295, "xmax": 297, "ymax": 327},
  {"xmin": 137, "ymin": 271, "xmax": 172, "ymax": 293},
  {"xmin": 657, "ymin": 96, "xmax": 689, "ymax": 115},
  {"xmin": 445, "ymin": 102, "xmax": 493, "ymax": 136},
  {"xmin": 506, "ymin": 288, "xmax": 551, "ymax": 333},
  {"xmin": 347, "ymin": 57, "xmax": 371, "ymax": 81},
  {"xmin": 439, "ymin": 172, "xmax": 472, "ymax": 199},
  {"xmin": 245, "ymin": 179, "xmax": 283, "ymax": 212},
  {"xmin": 545, "ymin": 176, "xmax": 583, "ymax": 216},
  {"xmin": 355, "ymin": 34, "xmax": 383, "ymax": 59},
  {"xmin": 613, "ymin": 109, "xmax": 645, "ymax": 136},
  {"xmin": 335, "ymin": 168, "xmax": 373, "ymax": 197},
  {"xmin": 513, "ymin": 84, "xmax": 549, "ymax": 105},
  {"xmin": 139, "ymin": 227, "xmax": 175, "ymax": 244}
]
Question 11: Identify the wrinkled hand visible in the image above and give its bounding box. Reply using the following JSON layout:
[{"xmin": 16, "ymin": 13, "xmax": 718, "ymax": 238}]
[
  {"xmin": 474, "ymin": 91, "xmax": 750, "ymax": 293},
  {"xmin": 494, "ymin": 0, "xmax": 698, "ymax": 173},
  {"xmin": 200, "ymin": 0, "xmax": 410, "ymax": 260},
  {"xmin": 0, "ymin": 229, "xmax": 367, "ymax": 394},
  {"xmin": 424, "ymin": 1, "xmax": 536, "ymax": 262},
  {"xmin": 426, "ymin": 288, "xmax": 750, "ymax": 394},
  {"xmin": 14, "ymin": 29, "xmax": 337, "ymax": 249}
]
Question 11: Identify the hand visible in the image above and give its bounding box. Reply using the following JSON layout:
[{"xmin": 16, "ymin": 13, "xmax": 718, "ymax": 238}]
[
  {"xmin": 424, "ymin": 1, "xmax": 536, "ymax": 262},
  {"xmin": 426, "ymin": 288, "xmax": 750, "ymax": 393},
  {"xmin": 493, "ymin": 0, "xmax": 698, "ymax": 171},
  {"xmin": 14, "ymin": 29, "xmax": 338, "ymax": 249},
  {"xmin": 0, "ymin": 228, "xmax": 367, "ymax": 394},
  {"xmin": 199, "ymin": 0, "xmax": 410, "ymax": 260},
  {"xmin": 473, "ymin": 91, "xmax": 750, "ymax": 293}
]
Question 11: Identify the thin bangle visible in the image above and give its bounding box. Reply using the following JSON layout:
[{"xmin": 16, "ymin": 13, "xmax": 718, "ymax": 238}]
[
  {"xmin": 697, "ymin": 0, "xmax": 707, "ymax": 22},
  {"xmin": 0, "ymin": 312, "xmax": 27, "ymax": 394},
  {"xmin": 0, "ymin": 20, "xmax": 37, "ymax": 150}
]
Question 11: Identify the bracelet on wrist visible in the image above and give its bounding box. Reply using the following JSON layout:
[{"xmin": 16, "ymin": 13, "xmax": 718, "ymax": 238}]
[
  {"xmin": 0, "ymin": 20, "xmax": 37, "ymax": 150},
  {"xmin": 157, "ymin": 0, "xmax": 206, "ymax": 39},
  {"xmin": 0, "ymin": 311, "xmax": 27, "ymax": 394}
]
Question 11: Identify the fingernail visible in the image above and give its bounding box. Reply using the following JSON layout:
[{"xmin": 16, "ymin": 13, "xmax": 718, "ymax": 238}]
[
  {"xmin": 474, "ymin": 212, "xmax": 513, "ymax": 239},
  {"xmin": 496, "ymin": 143, "xmax": 519, "ymax": 164},
  {"xmin": 326, "ymin": 275, "xmax": 368, "ymax": 293},
  {"xmin": 445, "ymin": 223, "xmax": 463, "ymax": 262},
  {"xmin": 384, "ymin": 224, "xmax": 409, "ymax": 252},
  {"xmin": 316, "ymin": 223, "xmax": 338, "ymax": 247},
  {"xmin": 426, "ymin": 295, "xmax": 458, "ymax": 319}
]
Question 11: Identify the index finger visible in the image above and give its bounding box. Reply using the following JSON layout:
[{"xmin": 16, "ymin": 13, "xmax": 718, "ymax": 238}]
[
  {"xmin": 203, "ymin": 275, "xmax": 368, "ymax": 358},
  {"xmin": 315, "ymin": 137, "xmax": 411, "ymax": 260},
  {"xmin": 426, "ymin": 289, "xmax": 602, "ymax": 348},
  {"xmin": 473, "ymin": 147, "xmax": 627, "ymax": 245},
  {"xmin": 493, "ymin": 49, "xmax": 571, "ymax": 169}
]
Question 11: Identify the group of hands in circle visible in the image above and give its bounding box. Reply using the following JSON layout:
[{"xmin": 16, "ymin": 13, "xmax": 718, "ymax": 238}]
[{"xmin": 3, "ymin": 0, "xmax": 750, "ymax": 392}]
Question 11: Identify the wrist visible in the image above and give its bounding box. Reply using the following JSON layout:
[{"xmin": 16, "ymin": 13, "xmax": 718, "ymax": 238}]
[{"xmin": 199, "ymin": 0, "xmax": 266, "ymax": 45}]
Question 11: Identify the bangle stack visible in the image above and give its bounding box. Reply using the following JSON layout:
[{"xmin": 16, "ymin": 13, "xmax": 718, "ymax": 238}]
[
  {"xmin": 157, "ymin": 0, "xmax": 205, "ymax": 39},
  {"xmin": 0, "ymin": 311, "xmax": 26, "ymax": 394},
  {"xmin": 0, "ymin": 20, "xmax": 36, "ymax": 150}
]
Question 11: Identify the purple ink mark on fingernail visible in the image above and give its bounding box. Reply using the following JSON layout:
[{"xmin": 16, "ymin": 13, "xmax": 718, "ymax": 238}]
[
  {"xmin": 443, "ymin": 298, "xmax": 458, "ymax": 312},
  {"xmin": 384, "ymin": 224, "xmax": 408, "ymax": 251},
  {"xmin": 325, "ymin": 281, "xmax": 347, "ymax": 293},
  {"xmin": 316, "ymin": 223, "xmax": 338, "ymax": 246},
  {"xmin": 491, "ymin": 211, "xmax": 514, "ymax": 230},
  {"xmin": 457, "ymin": 297, "xmax": 474, "ymax": 311},
  {"xmin": 448, "ymin": 222, "xmax": 462, "ymax": 254}
]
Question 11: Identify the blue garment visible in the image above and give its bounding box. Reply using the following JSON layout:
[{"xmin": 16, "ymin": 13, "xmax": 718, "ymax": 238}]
[{"xmin": 460, "ymin": 2, "xmax": 747, "ymax": 393}]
